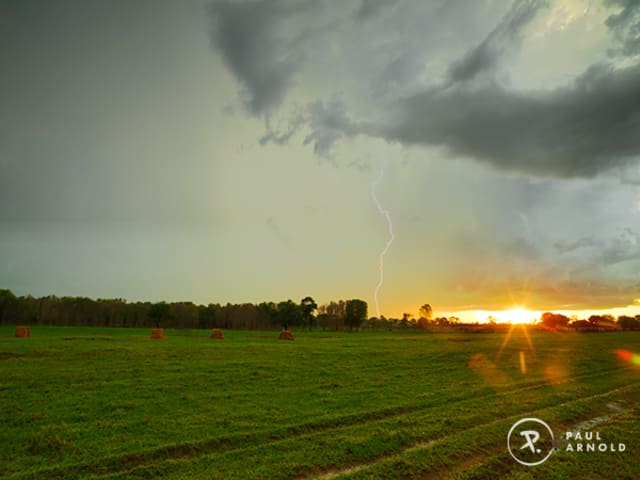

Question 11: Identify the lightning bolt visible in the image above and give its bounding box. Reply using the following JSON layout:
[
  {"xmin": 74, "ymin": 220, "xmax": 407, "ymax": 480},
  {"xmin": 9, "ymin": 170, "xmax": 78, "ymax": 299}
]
[{"xmin": 370, "ymin": 159, "xmax": 395, "ymax": 318}]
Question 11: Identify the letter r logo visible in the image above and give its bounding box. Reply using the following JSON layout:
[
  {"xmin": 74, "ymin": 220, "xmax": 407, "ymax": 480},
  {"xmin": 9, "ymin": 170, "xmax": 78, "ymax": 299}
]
[
  {"xmin": 508, "ymin": 418, "xmax": 555, "ymax": 466},
  {"xmin": 519, "ymin": 430, "xmax": 541, "ymax": 453}
]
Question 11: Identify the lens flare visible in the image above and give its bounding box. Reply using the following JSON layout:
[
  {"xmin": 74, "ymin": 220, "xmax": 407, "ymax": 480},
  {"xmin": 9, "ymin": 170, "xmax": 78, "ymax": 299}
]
[{"xmin": 616, "ymin": 349, "xmax": 640, "ymax": 365}]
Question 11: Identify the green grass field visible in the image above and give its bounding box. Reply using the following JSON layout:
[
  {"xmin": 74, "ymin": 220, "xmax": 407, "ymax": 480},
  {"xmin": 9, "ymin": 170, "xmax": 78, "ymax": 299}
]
[{"xmin": 1, "ymin": 326, "xmax": 639, "ymax": 479}]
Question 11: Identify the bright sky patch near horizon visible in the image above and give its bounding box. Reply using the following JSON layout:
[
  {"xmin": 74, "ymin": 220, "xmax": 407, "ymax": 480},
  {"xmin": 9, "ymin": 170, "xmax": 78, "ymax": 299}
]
[{"xmin": 1, "ymin": 0, "xmax": 639, "ymax": 320}]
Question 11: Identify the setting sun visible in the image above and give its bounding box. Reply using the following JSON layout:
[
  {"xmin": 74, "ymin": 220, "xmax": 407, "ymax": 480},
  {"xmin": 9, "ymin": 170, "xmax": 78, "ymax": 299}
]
[{"xmin": 502, "ymin": 307, "xmax": 534, "ymax": 324}]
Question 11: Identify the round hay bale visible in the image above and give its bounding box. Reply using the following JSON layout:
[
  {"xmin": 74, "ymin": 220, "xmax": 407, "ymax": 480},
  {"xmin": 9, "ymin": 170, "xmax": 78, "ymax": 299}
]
[
  {"xmin": 150, "ymin": 328, "xmax": 164, "ymax": 340},
  {"xmin": 15, "ymin": 326, "xmax": 31, "ymax": 338},
  {"xmin": 278, "ymin": 330, "xmax": 294, "ymax": 341},
  {"xmin": 210, "ymin": 328, "xmax": 224, "ymax": 340}
]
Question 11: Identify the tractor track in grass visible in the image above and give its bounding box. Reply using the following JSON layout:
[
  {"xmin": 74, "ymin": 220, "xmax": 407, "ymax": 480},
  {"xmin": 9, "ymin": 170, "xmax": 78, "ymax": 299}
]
[
  {"xmin": 7, "ymin": 366, "xmax": 638, "ymax": 480},
  {"xmin": 306, "ymin": 382, "xmax": 639, "ymax": 480}
]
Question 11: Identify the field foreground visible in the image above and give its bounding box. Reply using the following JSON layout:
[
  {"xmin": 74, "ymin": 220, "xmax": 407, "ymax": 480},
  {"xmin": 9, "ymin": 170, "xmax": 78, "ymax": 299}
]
[{"xmin": 1, "ymin": 327, "xmax": 639, "ymax": 479}]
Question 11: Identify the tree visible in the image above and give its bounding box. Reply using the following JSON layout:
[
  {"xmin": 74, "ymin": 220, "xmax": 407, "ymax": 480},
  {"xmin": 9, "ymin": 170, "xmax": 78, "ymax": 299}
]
[
  {"xmin": 435, "ymin": 316, "xmax": 449, "ymax": 327},
  {"xmin": 540, "ymin": 312, "xmax": 569, "ymax": 329},
  {"xmin": 316, "ymin": 313, "xmax": 329, "ymax": 330},
  {"xmin": 618, "ymin": 315, "xmax": 640, "ymax": 330},
  {"xmin": 367, "ymin": 316, "xmax": 384, "ymax": 329},
  {"xmin": 419, "ymin": 304, "xmax": 433, "ymax": 321},
  {"xmin": 326, "ymin": 301, "xmax": 346, "ymax": 331},
  {"xmin": 345, "ymin": 299, "xmax": 367, "ymax": 331},
  {"xmin": 588, "ymin": 314, "xmax": 616, "ymax": 330},
  {"xmin": 198, "ymin": 304, "xmax": 216, "ymax": 329},
  {"xmin": 300, "ymin": 296, "xmax": 318, "ymax": 331},
  {"xmin": 276, "ymin": 300, "xmax": 301, "ymax": 330},
  {"xmin": 147, "ymin": 302, "xmax": 172, "ymax": 328},
  {"xmin": 257, "ymin": 301, "xmax": 278, "ymax": 328},
  {"xmin": 0, "ymin": 289, "xmax": 17, "ymax": 324},
  {"xmin": 417, "ymin": 317, "xmax": 431, "ymax": 329}
]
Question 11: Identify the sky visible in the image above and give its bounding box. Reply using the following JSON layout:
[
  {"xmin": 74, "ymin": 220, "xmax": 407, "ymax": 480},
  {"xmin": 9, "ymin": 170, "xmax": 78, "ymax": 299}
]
[{"xmin": 1, "ymin": 0, "xmax": 639, "ymax": 321}]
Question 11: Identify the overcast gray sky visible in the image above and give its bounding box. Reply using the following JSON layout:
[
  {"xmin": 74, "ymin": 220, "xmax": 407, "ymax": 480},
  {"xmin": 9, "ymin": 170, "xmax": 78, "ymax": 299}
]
[{"xmin": 1, "ymin": 0, "xmax": 639, "ymax": 319}]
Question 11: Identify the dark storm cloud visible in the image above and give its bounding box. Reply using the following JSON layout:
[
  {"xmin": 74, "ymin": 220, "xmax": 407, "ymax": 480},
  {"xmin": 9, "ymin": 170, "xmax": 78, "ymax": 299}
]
[
  {"xmin": 208, "ymin": 0, "xmax": 311, "ymax": 115},
  {"xmin": 300, "ymin": 0, "xmax": 640, "ymax": 178},
  {"xmin": 447, "ymin": 0, "xmax": 546, "ymax": 84},
  {"xmin": 605, "ymin": 0, "xmax": 640, "ymax": 57},
  {"xmin": 374, "ymin": 62, "xmax": 640, "ymax": 177},
  {"xmin": 303, "ymin": 61, "xmax": 640, "ymax": 177}
]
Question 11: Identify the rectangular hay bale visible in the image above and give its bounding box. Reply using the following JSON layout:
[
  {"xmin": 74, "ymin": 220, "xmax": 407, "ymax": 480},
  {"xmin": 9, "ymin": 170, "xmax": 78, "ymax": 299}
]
[
  {"xmin": 210, "ymin": 328, "xmax": 224, "ymax": 339},
  {"xmin": 15, "ymin": 326, "xmax": 30, "ymax": 338},
  {"xmin": 150, "ymin": 328, "xmax": 164, "ymax": 339}
]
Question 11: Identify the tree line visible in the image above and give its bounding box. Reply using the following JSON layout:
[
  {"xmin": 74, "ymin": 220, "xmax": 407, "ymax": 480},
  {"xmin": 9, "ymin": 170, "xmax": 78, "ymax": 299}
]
[
  {"xmin": 0, "ymin": 289, "xmax": 369, "ymax": 331},
  {"xmin": 1, "ymin": 290, "xmax": 638, "ymax": 331},
  {"xmin": 538, "ymin": 311, "xmax": 640, "ymax": 331}
]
